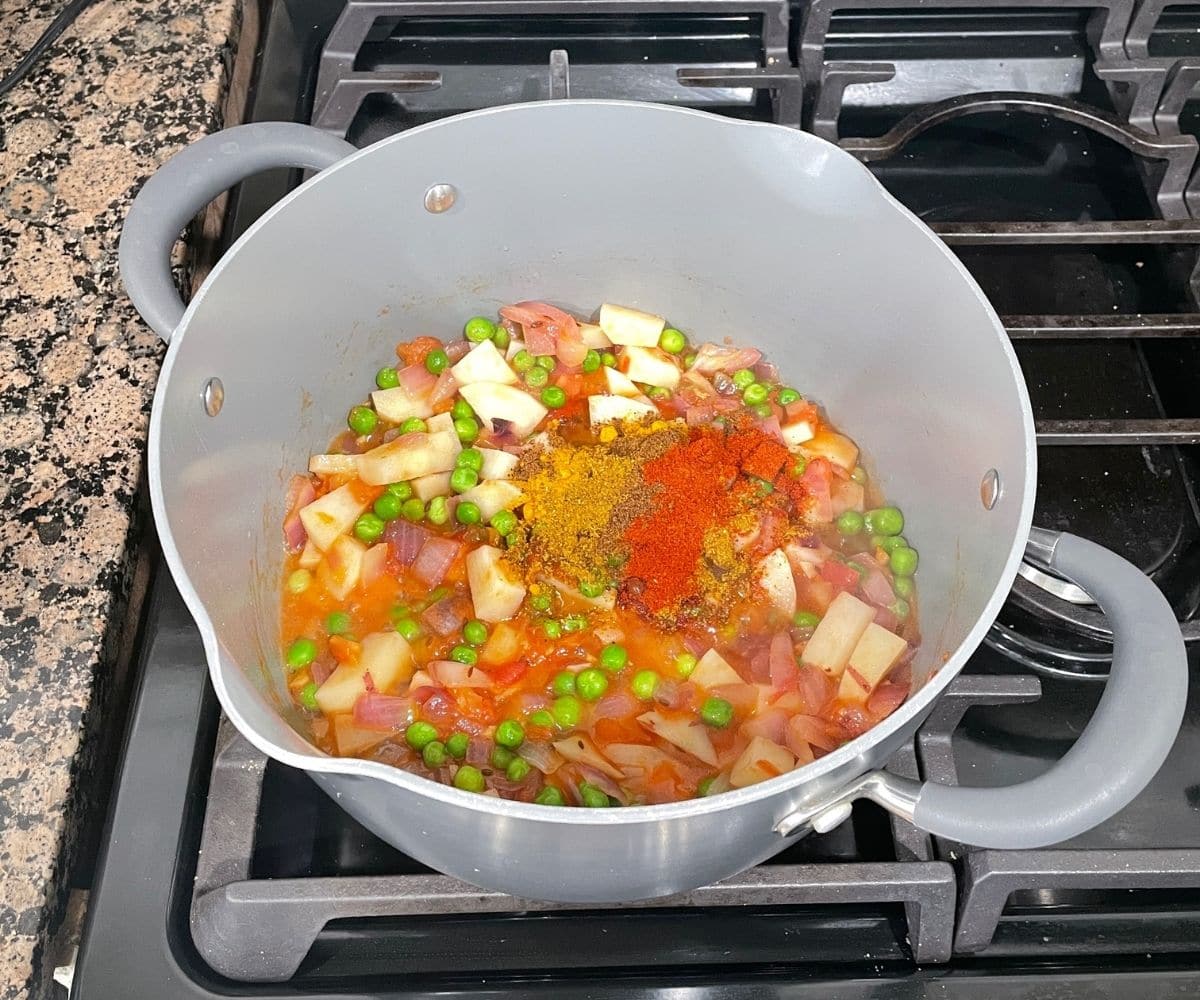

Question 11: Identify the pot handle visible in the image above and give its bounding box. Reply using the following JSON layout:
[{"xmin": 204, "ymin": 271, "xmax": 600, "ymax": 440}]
[
  {"xmin": 776, "ymin": 527, "xmax": 1188, "ymax": 846},
  {"xmin": 119, "ymin": 122, "xmax": 356, "ymax": 342}
]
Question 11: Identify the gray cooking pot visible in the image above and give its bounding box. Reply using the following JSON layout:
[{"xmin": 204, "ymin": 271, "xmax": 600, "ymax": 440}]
[{"xmin": 120, "ymin": 102, "xmax": 1187, "ymax": 903}]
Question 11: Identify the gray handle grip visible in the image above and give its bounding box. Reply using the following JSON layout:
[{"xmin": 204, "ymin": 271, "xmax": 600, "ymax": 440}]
[
  {"xmin": 778, "ymin": 528, "xmax": 1188, "ymax": 847},
  {"xmin": 119, "ymin": 122, "xmax": 356, "ymax": 342}
]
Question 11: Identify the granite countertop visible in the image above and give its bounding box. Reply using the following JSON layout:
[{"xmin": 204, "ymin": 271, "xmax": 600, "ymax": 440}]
[{"xmin": 0, "ymin": 1, "xmax": 241, "ymax": 995}]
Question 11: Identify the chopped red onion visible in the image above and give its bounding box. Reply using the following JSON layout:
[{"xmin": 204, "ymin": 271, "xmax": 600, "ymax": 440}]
[
  {"xmin": 385, "ymin": 519, "xmax": 431, "ymax": 566},
  {"xmin": 411, "ymin": 536, "xmax": 462, "ymax": 587},
  {"xmin": 353, "ymin": 693, "xmax": 414, "ymax": 731},
  {"xmin": 768, "ymin": 632, "xmax": 798, "ymax": 691},
  {"xmin": 420, "ymin": 597, "xmax": 469, "ymax": 637},
  {"xmin": 397, "ymin": 363, "xmax": 437, "ymax": 396}
]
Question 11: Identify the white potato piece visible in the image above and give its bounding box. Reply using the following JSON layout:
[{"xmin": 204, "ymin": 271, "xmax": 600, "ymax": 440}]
[
  {"xmin": 838, "ymin": 624, "xmax": 909, "ymax": 703},
  {"xmin": 371, "ymin": 385, "xmax": 434, "ymax": 423},
  {"xmin": 456, "ymin": 480, "xmax": 523, "ymax": 520},
  {"xmin": 427, "ymin": 411, "xmax": 456, "ymax": 438},
  {"xmin": 577, "ymin": 321, "xmax": 610, "ymax": 349},
  {"xmin": 599, "ymin": 303, "xmax": 666, "ymax": 347},
  {"xmin": 588, "ymin": 394, "xmax": 657, "ymax": 428},
  {"xmin": 459, "ymin": 382, "xmax": 548, "ymax": 439},
  {"xmin": 299, "ymin": 483, "xmax": 372, "ymax": 551},
  {"xmin": 466, "ymin": 544, "xmax": 527, "ymax": 622},
  {"xmin": 478, "ymin": 447, "xmax": 519, "ymax": 480},
  {"xmin": 690, "ymin": 648, "xmax": 745, "ymax": 689},
  {"xmin": 800, "ymin": 430, "xmax": 859, "ymax": 471},
  {"xmin": 800, "ymin": 592, "xmax": 876, "ymax": 677},
  {"xmin": 603, "ymin": 366, "xmax": 641, "ymax": 397},
  {"xmin": 450, "ymin": 338, "xmax": 518, "ymax": 386},
  {"xmin": 356, "ymin": 430, "xmax": 460, "ymax": 485},
  {"xmin": 315, "ymin": 630, "xmax": 415, "ymax": 714},
  {"xmin": 638, "ymin": 711, "xmax": 718, "ymax": 766},
  {"xmin": 623, "ymin": 346, "xmax": 681, "ymax": 389},
  {"xmin": 729, "ymin": 736, "xmax": 798, "ymax": 788},
  {"xmin": 412, "ymin": 471, "xmax": 452, "ymax": 501},
  {"xmin": 298, "ymin": 540, "xmax": 321, "ymax": 569},
  {"xmin": 317, "ymin": 535, "xmax": 367, "ymax": 600},
  {"xmin": 757, "ymin": 548, "xmax": 797, "ymax": 617},
  {"xmin": 308, "ymin": 453, "xmax": 359, "ymax": 476},
  {"xmin": 781, "ymin": 419, "xmax": 816, "ymax": 449}
]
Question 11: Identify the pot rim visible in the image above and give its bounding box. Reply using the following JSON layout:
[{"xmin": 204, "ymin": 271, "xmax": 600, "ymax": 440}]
[{"xmin": 148, "ymin": 100, "xmax": 1038, "ymax": 827}]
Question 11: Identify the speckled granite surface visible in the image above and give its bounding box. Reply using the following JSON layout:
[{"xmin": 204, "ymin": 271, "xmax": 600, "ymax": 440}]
[{"xmin": 0, "ymin": 2, "xmax": 241, "ymax": 995}]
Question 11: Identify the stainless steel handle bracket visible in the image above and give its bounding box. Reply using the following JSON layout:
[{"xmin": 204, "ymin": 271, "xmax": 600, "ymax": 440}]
[{"xmin": 775, "ymin": 770, "xmax": 920, "ymax": 837}]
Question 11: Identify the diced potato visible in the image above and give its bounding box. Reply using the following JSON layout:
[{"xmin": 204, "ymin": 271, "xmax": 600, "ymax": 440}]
[
  {"xmin": 830, "ymin": 479, "xmax": 865, "ymax": 518},
  {"xmin": 316, "ymin": 630, "xmax": 415, "ymax": 714},
  {"xmin": 800, "ymin": 592, "xmax": 876, "ymax": 677},
  {"xmin": 308, "ymin": 453, "xmax": 359, "ymax": 476},
  {"xmin": 552, "ymin": 734, "xmax": 624, "ymax": 780},
  {"xmin": 800, "ymin": 430, "xmax": 859, "ymax": 471},
  {"xmin": 299, "ymin": 483, "xmax": 372, "ymax": 551},
  {"xmin": 757, "ymin": 548, "xmax": 797, "ymax": 617},
  {"xmin": 838, "ymin": 624, "xmax": 908, "ymax": 703},
  {"xmin": 623, "ymin": 346, "xmax": 681, "ymax": 389},
  {"xmin": 478, "ymin": 447, "xmax": 519, "ymax": 480},
  {"xmin": 317, "ymin": 534, "xmax": 367, "ymax": 600},
  {"xmin": 690, "ymin": 649, "xmax": 745, "ymax": 688},
  {"xmin": 588, "ymin": 394, "xmax": 657, "ymax": 428},
  {"xmin": 599, "ymin": 303, "xmax": 666, "ymax": 347},
  {"xmin": 577, "ymin": 321, "xmax": 611, "ymax": 349},
  {"xmin": 412, "ymin": 471, "xmax": 452, "ymax": 501},
  {"xmin": 427, "ymin": 411, "xmax": 457, "ymax": 438},
  {"xmin": 781, "ymin": 418, "xmax": 816, "ymax": 449},
  {"xmin": 466, "ymin": 544, "xmax": 527, "ymax": 622},
  {"xmin": 333, "ymin": 715, "xmax": 389, "ymax": 755},
  {"xmin": 450, "ymin": 338, "xmax": 518, "ymax": 386},
  {"xmin": 638, "ymin": 711, "xmax": 718, "ymax": 766},
  {"xmin": 371, "ymin": 385, "xmax": 434, "ymax": 423},
  {"xmin": 356, "ymin": 430, "xmax": 460, "ymax": 485},
  {"xmin": 455, "ymin": 479, "xmax": 523, "ymax": 520},
  {"xmin": 459, "ymin": 382, "xmax": 548, "ymax": 439},
  {"xmin": 544, "ymin": 575, "xmax": 616, "ymax": 611},
  {"xmin": 298, "ymin": 540, "xmax": 321, "ymax": 569},
  {"xmin": 479, "ymin": 620, "xmax": 522, "ymax": 667},
  {"xmin": 603, "ymin": 366, "xmax": 641, "ymax": 397},
  {"xmin": 361, "ymin": 542, "xmax": 389, "ymax": 586},
  {"xmin": 729, "ymin": 736, "xmax": 798, "ymax": 788}
]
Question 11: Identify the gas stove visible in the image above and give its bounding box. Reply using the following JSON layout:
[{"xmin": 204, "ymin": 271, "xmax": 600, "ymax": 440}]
[{"xmin": 73, "ymin": 0, "xmax": 1200, "ymax": 996}]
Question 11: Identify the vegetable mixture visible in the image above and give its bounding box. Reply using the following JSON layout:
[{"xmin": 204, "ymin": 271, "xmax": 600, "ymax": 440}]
[{"xmin": 280, "ymin": 301, "xmax": 919, "ymax": 806}]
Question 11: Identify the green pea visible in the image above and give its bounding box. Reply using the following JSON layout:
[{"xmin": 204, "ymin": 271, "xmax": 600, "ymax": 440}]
[
  {"xmin": 683, "ymin": 352, "xmax": 697, "ymax": 369},
  {"xmin": 731, "ymin": 368, "xmax": 756, "ymax": 390},
  {"xmin": 658, "ymin": 327, "xmax": 686, "ymax": 354},
  {"xmin": 354, "ymin": 512, "xmax": 385, "ymax": 543},
  {"xmin": 890, "ymin": 546, "xmax": 919, "ymax": 577},
  {"xmin": 374, "ymin": 492, "xmax": 403, "ymax": 521},
  {"xmin": 836, "ymin": 510, "xmax": 865, "ymax": 536},
  {"xmin": 427, "ymin": 496, "xmax": 449, "ymax": 526},
  {"xmin": 299, "ymin": 682, "xmax": 319, "ymax": 711},
  {"xmin": 893, "ymin": 576, "xmax": 914, "ymax": 599},
  {"xmin": 386, "ymin": 481, "xmax": 414, "ymax": 500},
  {"xmin": 675, "ymin": 652, "xmax": 697, "ymax": 678},
  {"xmin": 401, "ymin": 497, "xmax": 426, "ymax": 522},
  {"xmin": 865, "ymin": 506, "xmax": 904, "ymax": 537},
  {"xmin": 512, "ymin": 349, "xmax": 535, "ymax": 373},
  {"xmin": 582, "ymin": 349, "xmax": 601, "ymax": 372},
  {"xmin": 755, "ymin": 476, "xmax": 774, "ymax": 496},
  {"xmin": 376, "ymin": 366, "xmax": 399, "ymax": 389},
  {"xmin": 576, "ymin": 668, "xmax": 609, "ymax": 701},
  {"xmin": 490, "ymin": 745, "xmax": 516, "ymax": 769},
  {"xmin": 463, "ymin": 619, "xmax": 488, "ymax": 646},
  {"xmin": 447, "ymin": 645, "xmax": 475, "ymax": 666},
  {"xmin": 493, "ymin": 327, "xmax": 510, "ymax": 351},
  {"xmin": 464, "ymin": 316, "xmax": 496, "ymax": 343},
  {"xmin": 536, "ymin": 355, "xmax": 556, "ymax": 371},
  {"xmin": 456, "ymin": 501, "xmax": 481, "ymax": 525},
  {"xmin": 530, "ymin": 709, "xmax": 555, "ymax": 729},
  {"xmin": 891, "ymin": 597, "xmax": 911, "ymax": 620},
  {"xmin": 647, "ymin": 386, "xmax": 671, "ymax": 401},
  {"xmin": 578, "ymin": 578, "xmax": 604, "ymax": 599},
  {"xmin": 631, "ymin": 670, "xmax": 659, "ymax": 701},
  {"xmin": 347, "ymin": 405, "xmax": 377, "ymax": 435},
  {"xmin": 531, "ymin": 592, "xmax": 553, "ymax": 613},
  {"xmin": 601, "ymin": 351, "xmax": 617, "ymax": 368},
  {"xmin": 456, "ymin": 447, "xmax": 483, "ymax": 472},
  {"xmin": 742, "ymin": 382, "xmax": 769, "ymax": 406},
  {"xmin": 851, "ymin": 466, "xmax": 868, "ymax": 484},
  {"xmin": 422, "ymin": 740, "xmax": 447, "ymax": 767},
  {"xmin": 424, "ymin": 348, "xmax": 449, "ymax": 374},
  {"xmin": 446, "ymin": 731, "xmax": 470, "ymax": 759},
  {"xmin": 454, "ymin": 416, "xmax": 479, "ymax": 444},
  {"xmin": 793, "ymin": 610, "xmax": 821, "ymax": 629},
  {"xmin": 791, "ymin": 456, "xmax": 808, "ymax": 477},
  {"xmin": 579, "ymin": 783, "xmax": 610, "ymax": 808},
  {"xmin": 450, "ymin": 467, "xmax": 478, "ymax": 493},
  {"xmin": 552, "ymin": 695, "xmax": 582, "ymax": 729},
  {"xmin": 505, "ymin": 756, "xmax": 531, "ymax": 781},
  {"xmin": 325, "ymin": 610, "xmax": 352, "ymax": 636},
  {"xmin": 524, "ymin": 366, "xmax": 549, "ymax": 389},
  {"xmin": 752, "ymin": 402, "xmax": 772, "ymax": 418},
  {"xmin": 561, "ymin": 614, "xmax": 587, "ymax": 634},
  {"xmin": 543, "ymin": 619, "xmax": 562, "ymax": 639},
  {"xmin": 700, "ymin": 696, "xmax": 734, "ymax": 728},
  {"xmin": 696, "ymin": 776, "xmax": 716, "ymax": 797},
  {"xmin": 535, "ymin": 786, "xmax": 566, "ymax": 806},
  {"xmin": 405, "ymin": 721, "xmax": 438, "ymax": 750},
  {"xmin": 286, "ymin": 637, "xmax": 317, "ymax": 670},
  {"xmin": 495, "ymin": 719, "xmax": 525, "ymax": 749},
  {"xmin": 399, "ymin": 417, "xmax": 427, "ymax": 435},
  {"xmin": 878, "ymin": 534, "xmax": 909, "ymax": 554},
  {"xmin": 599, "ymin": 643, "xmax": 628, "ymax": 672},
  {"xmin": 453, "ymin": 765, "xmax": 485, "ymax": 792},
  {"xmin": 286, "ymin": 569, "xmax": 312, "ymax": 594},
  {"xmin": 552, "ymin": 671, "xmax": 577, "ymax": 697},
  {"xmin": 395, "ymin": 617, "xmax": 422, "ymax": 642},
  {"xmin": 776, "ymin": 387, "xmax": 801, "ymax": 405},
  {"xmin": 490, "ymin": 509, "xmax": 517, "ymax": 536},
  {"xmin": 451, "ymin": 398, "xmax": 475, "ymax": 422},
  {"xmin": 541, "ymin": 386, "xmax": 567, "ymax": 408}
]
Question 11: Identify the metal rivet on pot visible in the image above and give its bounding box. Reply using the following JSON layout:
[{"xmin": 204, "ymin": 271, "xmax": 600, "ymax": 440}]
[
  {"xmin": 981, "ymin": 468, "xmax": 1001, "ymax": 509},
  {"xmin": 424, "ymin": 183, "xmax": 457, "ymax": 213},
  {"xmin": 203, "ymin": 377, "xmax": 224, "ymax": 417}
]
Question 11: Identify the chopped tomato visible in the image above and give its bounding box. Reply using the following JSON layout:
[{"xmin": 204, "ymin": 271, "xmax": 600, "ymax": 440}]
[
  {"xmin": 396, "ymin": 335, "xmax": 442, "ymax": 367},
  {"xmin": 819, "ymin": 558, "xmax": 860, "ymax": 592}
]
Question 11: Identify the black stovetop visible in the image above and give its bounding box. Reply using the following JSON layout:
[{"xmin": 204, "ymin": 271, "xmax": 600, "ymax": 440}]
[{"xmin": 73, "ymin": 0, "xmax": 1200, "ymax": 996}]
